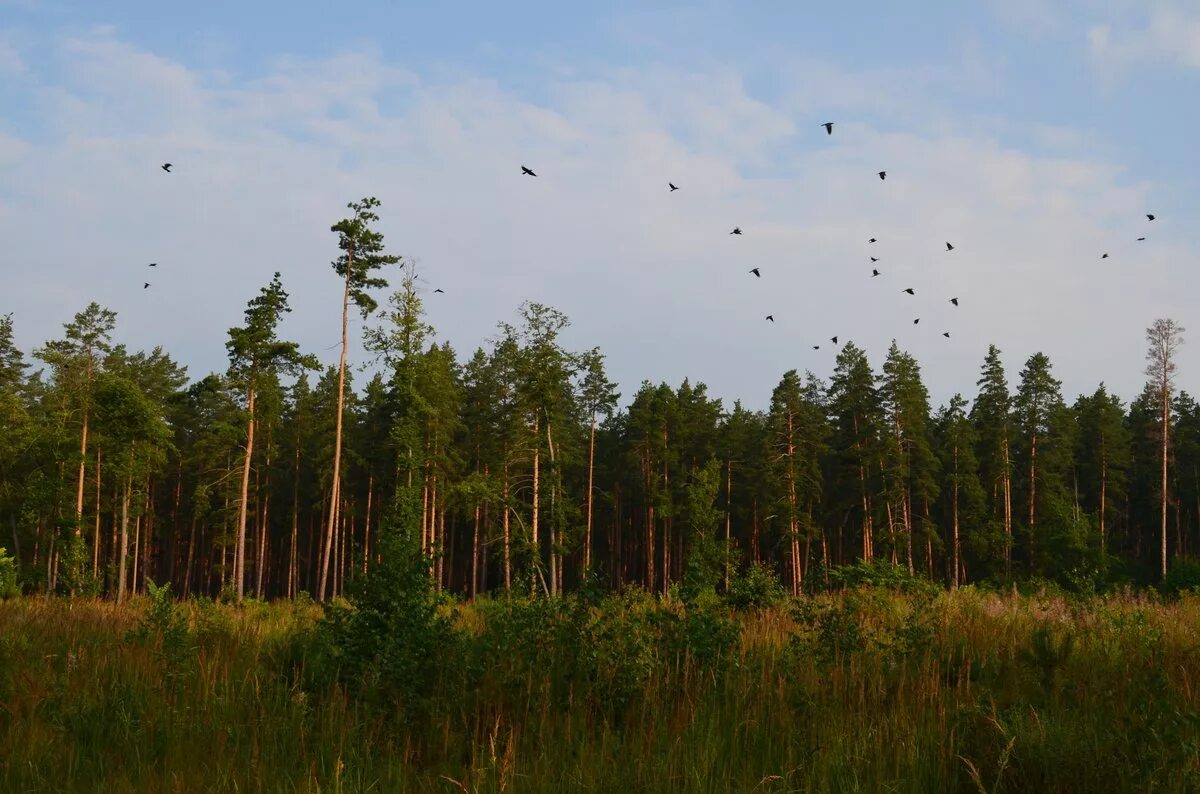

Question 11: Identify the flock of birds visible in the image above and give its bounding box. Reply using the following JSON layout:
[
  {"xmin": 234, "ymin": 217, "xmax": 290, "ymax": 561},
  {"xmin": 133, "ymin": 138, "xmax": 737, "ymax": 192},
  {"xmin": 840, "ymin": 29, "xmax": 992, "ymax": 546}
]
[{"xmin": 147, "ymin": 121, "xmax": 1158, "ymax": 354}]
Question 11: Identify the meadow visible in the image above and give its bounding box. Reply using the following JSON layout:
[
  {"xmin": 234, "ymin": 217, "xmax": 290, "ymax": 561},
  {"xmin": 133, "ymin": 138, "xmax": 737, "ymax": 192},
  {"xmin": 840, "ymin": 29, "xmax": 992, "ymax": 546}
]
[{"xmin": 4, "ymin": 581, "xmax": 1200, "ymax": 792}]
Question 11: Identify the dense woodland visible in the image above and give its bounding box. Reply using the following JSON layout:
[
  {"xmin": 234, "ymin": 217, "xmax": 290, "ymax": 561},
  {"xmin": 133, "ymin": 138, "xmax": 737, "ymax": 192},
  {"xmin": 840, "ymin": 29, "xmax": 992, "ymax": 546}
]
[{"xmin": 0, "ymin": 199, "xmax": 1192, "ymax": 602}]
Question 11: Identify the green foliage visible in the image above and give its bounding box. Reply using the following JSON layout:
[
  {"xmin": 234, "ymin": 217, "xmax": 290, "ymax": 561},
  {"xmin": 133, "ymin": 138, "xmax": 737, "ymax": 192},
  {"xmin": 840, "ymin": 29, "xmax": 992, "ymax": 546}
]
[
  {"xmin": 1161, "ymin": 557, "xmax": 1200, "ymax": 596},
  {"xmin": 317, "ymin": 499, "xmax": 457, "ymax": 721},
  {"xmin": 829, "ymin": 559, "xmax": 942, "ymax": 596},
  {"xmin": 726, "ymin": 561, "xmax": 787, "ymax": 610},
  {"xmin": 0, "ymin": 547, "xmax": 17, "ymax": 599}
]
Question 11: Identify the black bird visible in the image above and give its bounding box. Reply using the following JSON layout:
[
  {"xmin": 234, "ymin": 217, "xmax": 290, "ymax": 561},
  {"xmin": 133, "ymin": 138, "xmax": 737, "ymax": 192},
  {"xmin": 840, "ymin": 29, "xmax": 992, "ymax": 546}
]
[
  {"xmin": 822, "ymin": 122, "xmax": 834, "ymax": 135},
  {"xmin": 669, "ymin": 182, "xmax": 679, "ymax": 191},
  {"xmin": 950, "ymin": 297, "xmax": 959, "ymax": 306},
  {"xmin": 877, "ymin": 171, "xmax": 887, "ymax": 180},
  {"xmin": 831, "ymin": 336, "xmax": 839, "ymax": 345},
  {"xmin": 749, "ymin": 267, "xmax": 761, "ymax": 277},
  {"xmin": 1101, "ymin": 253, "xmax": 1109, "ymax": 259},
  {"xmin": 433, "ymin": 288, "xmax": 444, "ymax": 294},
  {"xmin": 869, "ymin": 238, "xmax": 877, "ymax": 243},
  {"xmin": 765, "ymin": 315, "xmax": 774, "ymax": 322},
  {"xmin": 913, "ymin": 318, "xmax": 920, "ymax": 325},
  {"xmin": 148, "ymin": 263, "xmax": 157, "ymax": 267},
  {"xmin": 1137, "ymin": 237, "xmax": 1146, "ymax": 241},
  {"xmin": 812, "ymin": 345, "xmax": 820, "ymax": 350},
  {"xmin": 904, "ymin": 288, "xmax": 915, "ymax": 295},
  {"xmin": 870, "ymin": 257, "xmax": 879, "ymax": 262},
  {"xmin": 1147, "ymin": 214, "xmax": 1156, "ymax": 221},
  {"xmin": 731, "ymin": 227, "xmax": 742, "ymax": 235},
  {"xmin": 946, "ymin": 242, "xmax": 955, "ymax": 251},
  {"xmin": 161, "ymin": 163, "xmax": 172, "ymax": 172},
  {"xmin": 872, "ymin": 269, "xmax": 880, "ymax": 277},
  {"xmin": 521, "ymin": 165, "xmax": 537, "ymax": 177},
  {"xmin": 143, "ymin": 282, "xmax": 150, "ymax": 289},
  {"xmin": 943, "ymin": 332, "xmax": 951, "ymax": 338}
]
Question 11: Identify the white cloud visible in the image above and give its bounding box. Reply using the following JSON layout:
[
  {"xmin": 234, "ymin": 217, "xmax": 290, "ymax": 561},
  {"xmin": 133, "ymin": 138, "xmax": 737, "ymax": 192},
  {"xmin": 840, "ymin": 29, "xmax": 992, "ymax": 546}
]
[
  {"xmin": 1088, "ymin": 2, "xmax": 1200, "ymax": 69},
  {"xmin": 0, "ymin": 29, "xmax": 1191, "ymax": 410}
]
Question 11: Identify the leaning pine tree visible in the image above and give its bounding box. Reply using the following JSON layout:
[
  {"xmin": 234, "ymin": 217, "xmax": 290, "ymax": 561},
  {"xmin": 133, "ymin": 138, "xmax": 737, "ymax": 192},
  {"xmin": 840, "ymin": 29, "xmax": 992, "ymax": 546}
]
[{"xmin": 319, "ymin": 197, "xmax": 400, "ymax": 603}]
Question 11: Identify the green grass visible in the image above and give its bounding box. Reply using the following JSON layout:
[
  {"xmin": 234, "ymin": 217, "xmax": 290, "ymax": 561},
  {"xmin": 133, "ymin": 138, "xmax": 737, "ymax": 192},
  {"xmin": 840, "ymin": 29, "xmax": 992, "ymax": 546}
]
[{"xmin": 3, "ymin": 588, "xmax": 1200, "ymax": 791}]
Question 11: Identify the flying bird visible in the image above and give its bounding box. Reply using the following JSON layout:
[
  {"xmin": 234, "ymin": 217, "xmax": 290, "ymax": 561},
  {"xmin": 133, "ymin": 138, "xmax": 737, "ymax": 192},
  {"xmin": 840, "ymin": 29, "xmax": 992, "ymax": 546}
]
[
  {"xmin": 870, "ymin": 257, "xmax": 879, "ymax": 262},
  {"xmin": 872, "ymin": 269, "xmax": 880, "ymax": 277},
  {"xmin": 160, "ymin": 163, "xmax": 172, "ymax": 172},
  {"xmin": 143, "ymin": 282, "xmax": 150, "ymax": 289},
  {"xmin": 749, "ymin": 267, "xmax": 761, "ymax": 277},
  {"xmin": 765, "ymin": 315, "xmax": 774, "ymax": 322},
  {"xmin": 731, "ymin": 227, "xmax": 742, "ymax": 235},
  {"xmin": 812, "ymin": 345, "xmax": 820, "ymax": 350},
  {"xmin": 869, "ymin": 238, "xmax": 877, "ymax": 243},
  {"xmin": 822, "ymin": 122, "xmax": 834, "ymax": 135},
  {"xmin": 904, "ymin": 288, "xmax": 915, "ymax": 295},
  {"xmin": 521, "ymin": 166, "xmax": 537, "ymax": 177},
  {"xmin": 877, "ymin": 171, "xmax": 887, "ymax": 180},
  {"xmin": 946, "ymin": 242, "xmax": 955, "ymax": 251},
  {"xmin": 950, "ymin": 297, "xmax": 959, "ymax": 306},
  {"xmin": 831, "ymin": 336, "xmax": 839, "ymax": 344},
  {"xmin": 669, "ymin": 182, "xmax": 679, "ymax": 191},
  {"xmin": 148, "ymin": 263, "xmax": 157, "ymax": 267},
  {"xmin": 433, "ymin": 288, "xmax": 444, "ymax": 294},
  {"xmin": 1147, "ymin": 214, "xmax": 1156, "ymax": 221},
  {"xmin": 1101, "ymin": 253, "xmax": 1109, "ymax": 259},
  {"xmin": 913, "ymin": 318, "xmax": 920, "ymax": 325},
  {"xmin": 943, "ymin": 332, "xmax": 951, "ymax": 338},
  {"xmin": 1137, "ymin": 237, "xmax": 1146, "ymax": 241}
]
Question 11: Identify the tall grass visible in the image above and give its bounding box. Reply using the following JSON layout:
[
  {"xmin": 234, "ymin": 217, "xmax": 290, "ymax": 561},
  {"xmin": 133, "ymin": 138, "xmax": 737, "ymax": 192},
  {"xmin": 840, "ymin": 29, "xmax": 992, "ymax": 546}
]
[{"xmin": 3, "ymin": 587, "xmax": 1200, "ymax": 791}]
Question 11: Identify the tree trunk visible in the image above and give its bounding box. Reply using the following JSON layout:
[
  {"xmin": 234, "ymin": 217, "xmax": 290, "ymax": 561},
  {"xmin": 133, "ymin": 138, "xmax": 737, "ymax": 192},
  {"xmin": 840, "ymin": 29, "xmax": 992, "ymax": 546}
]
[
  {"xmin": 117, "ymin": 474, "xmax": 131, "ymax": 604},
  {"xmin": 92, "ymin": 449, "xmax": 102, "ymax": 576},
  {"xmin": 1029, "ymin": 431, "xmax": 1037, "ymax": 572},
  {"xmin": 1162, "ymin": 378, "xmax": 1170, "ymax": 580},
  {"xmin": 319, "ymin": 248, "xmax": 354, "ymax": 602},
  {"xmin": 235, "ymin": 382, "xmax": 256, "ymax": 600},
  {"xmin": 585, "ymin": 415, "xmax": 597, "ymax": 572},
  {"xmin": 532, "ymin": 411, "xmax": 541, "ymax": 592}
]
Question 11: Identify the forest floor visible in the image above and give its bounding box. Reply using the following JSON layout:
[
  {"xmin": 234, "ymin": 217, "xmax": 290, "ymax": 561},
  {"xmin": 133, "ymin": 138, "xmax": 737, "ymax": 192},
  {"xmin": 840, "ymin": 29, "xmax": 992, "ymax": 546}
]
[{"xmin": 3, "ymin": 587, "xmax": 1200, "ymax": 792}]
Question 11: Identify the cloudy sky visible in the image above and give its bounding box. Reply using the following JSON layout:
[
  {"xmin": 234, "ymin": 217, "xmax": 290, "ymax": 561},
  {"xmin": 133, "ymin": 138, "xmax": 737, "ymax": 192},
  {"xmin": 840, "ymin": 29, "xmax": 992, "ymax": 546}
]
[{"xmin": 2, "ymin": 0, "xmax": 1198, "ymax": 409}]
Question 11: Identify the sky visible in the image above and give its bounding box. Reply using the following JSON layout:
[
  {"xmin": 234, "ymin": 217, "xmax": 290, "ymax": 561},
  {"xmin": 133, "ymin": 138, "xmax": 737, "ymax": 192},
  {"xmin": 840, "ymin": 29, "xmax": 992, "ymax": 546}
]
[{"xmin": 2, "ymin": 0, "xmax": 1199, "ymax": 410}]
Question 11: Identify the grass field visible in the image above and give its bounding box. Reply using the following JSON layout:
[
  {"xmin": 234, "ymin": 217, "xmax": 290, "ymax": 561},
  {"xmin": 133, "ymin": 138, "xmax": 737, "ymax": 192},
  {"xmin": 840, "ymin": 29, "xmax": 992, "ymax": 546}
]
[{"xmin": 3, "ymin": 587, "xmax": 1200, "ymax": 792}]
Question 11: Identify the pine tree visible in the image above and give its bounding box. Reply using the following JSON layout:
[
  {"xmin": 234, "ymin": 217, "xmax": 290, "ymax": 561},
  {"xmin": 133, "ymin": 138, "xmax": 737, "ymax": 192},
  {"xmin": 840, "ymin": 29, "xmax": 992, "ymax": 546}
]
[
  {"xmin": 577, "ymin": 348, "xmax": 619, "ymax": 574},
  {"xmin": 971, "ymin": 345, "xmax": 1014, "ymax": 577},
  {"xmin": 934, "ymin": 395, "xmax": 985, "ymax": 586},
  {"xmin": 321, "ymin": 197, "xmax": 400, "ymax": 602},
  {"xmin": 1014, "ymin": 352, "xmax": 1065, "ymax": 572},
  {"xmin": 1146, "ymin": 319, "xmax": 1184, "ymax": 579},
  {"xmin": 827, "ymin": 343, "xmax": 881, "ymax": 564},
  {"xmin": 226, "ymin": 273, "xmax": 315, "ymax": 601},
  {"xmin": 1074, "ymin": 385, "xmax": 1131, "ymax": 554}
]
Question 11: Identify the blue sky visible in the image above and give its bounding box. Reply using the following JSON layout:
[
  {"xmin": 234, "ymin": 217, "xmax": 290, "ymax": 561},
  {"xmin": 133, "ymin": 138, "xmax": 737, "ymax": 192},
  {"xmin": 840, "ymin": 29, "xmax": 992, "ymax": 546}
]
[{"xmin": 2, "ymin": 0, "xmax": 1199, "ymax": 408}]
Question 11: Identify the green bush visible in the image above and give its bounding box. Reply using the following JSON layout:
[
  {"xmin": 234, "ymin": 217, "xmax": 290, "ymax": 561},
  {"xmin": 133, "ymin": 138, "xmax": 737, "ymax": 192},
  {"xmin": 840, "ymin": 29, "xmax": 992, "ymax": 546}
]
[
  {"xmin": 0, "ymin": 547, "xmax": 18, "ymax": 599},
  {"xmin": 726, "ymin": 562, "xmax": 786, "ymax": 610},
  {"xmin": 829, "ymin": 559, "xmax": 941, "ymax": 597},
  {"xmin": 1162, "ymin": 557, "xmax": 1200, "ymax": 597}
]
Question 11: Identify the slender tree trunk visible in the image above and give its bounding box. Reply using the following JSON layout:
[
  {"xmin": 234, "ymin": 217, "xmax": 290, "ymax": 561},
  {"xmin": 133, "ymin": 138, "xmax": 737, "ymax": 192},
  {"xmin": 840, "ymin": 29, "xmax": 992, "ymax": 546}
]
[
  {"xmin": 725, "ymin": 459, "xmax": 732, "ymax": 592},
  {"xmin": 184, "ymin": 516, "xmax": 197, "ymax": 597},
  {"xmin": 1162, "ymin": 380, "xmax": 1170, "ymax": 580},
  {"xmin": 319, "ymin": 249, "xmax": 354, "ymax": 602},
  {"xmin": 952, "ymin": 442, "xmax": 960, "ymax": 589},
  {"xmin": 1003, "ymin": 436, "xmax": 1012, "ymax": 578},
  {"xmin": 585, "ymin": 415, "xmax": 597, "ymax": 572},
  {"xmin": 92, "ymin": 449, "xmax": 102, "ymax": 576},
  {"xmin": 532, "ymin": 411, "xmax": 541, "ymax": 592},
  {"xmin": 1029, "ymin": 432, "xmax": 1037, "ymax": 572},
  {"xmin": 117, "ymin": 474, "xmax": 131, "ymax": 604},
  {"xmin": 503, "ymin": 457, "xmax": 511, "ymax": 593},
  {"xmin": 363, "ymin": 474, "xmax": 373, "ymax": 576},
  {"xmin": 76, "ymin": 396, "xmax": 89, "ymax": 536},
  {"xmin": 471, "ymin": 503, "xmax": 480, "ymax": 600},
  {"xmin": 235, "ymin": 383, "xmax": 256, "ymax": 600}
]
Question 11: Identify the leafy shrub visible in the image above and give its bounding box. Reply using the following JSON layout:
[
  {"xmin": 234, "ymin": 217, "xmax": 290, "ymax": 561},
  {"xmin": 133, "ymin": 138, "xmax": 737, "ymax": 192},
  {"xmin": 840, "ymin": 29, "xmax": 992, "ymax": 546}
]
[
  {"xmin": 0, "ymin": 546, "xmax": 17, "ymax": 599},
  {"xmin": 1161, "ymin": 557, "xmax": 1200, "ymax": 597},
  {"xmin": 127, "ymin": 580, "xmax": 194, "ymax": 686},
  {"xmin": 318, "ymin": 505, "xmax": 459, "ymax": 722},
  {"xmin": 726, "ymin": 562, "xmax": 786, "ymax": 611},
  {"xmin": 829, "ymin": 559, "xmax": 941, "ymax": 597}
]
